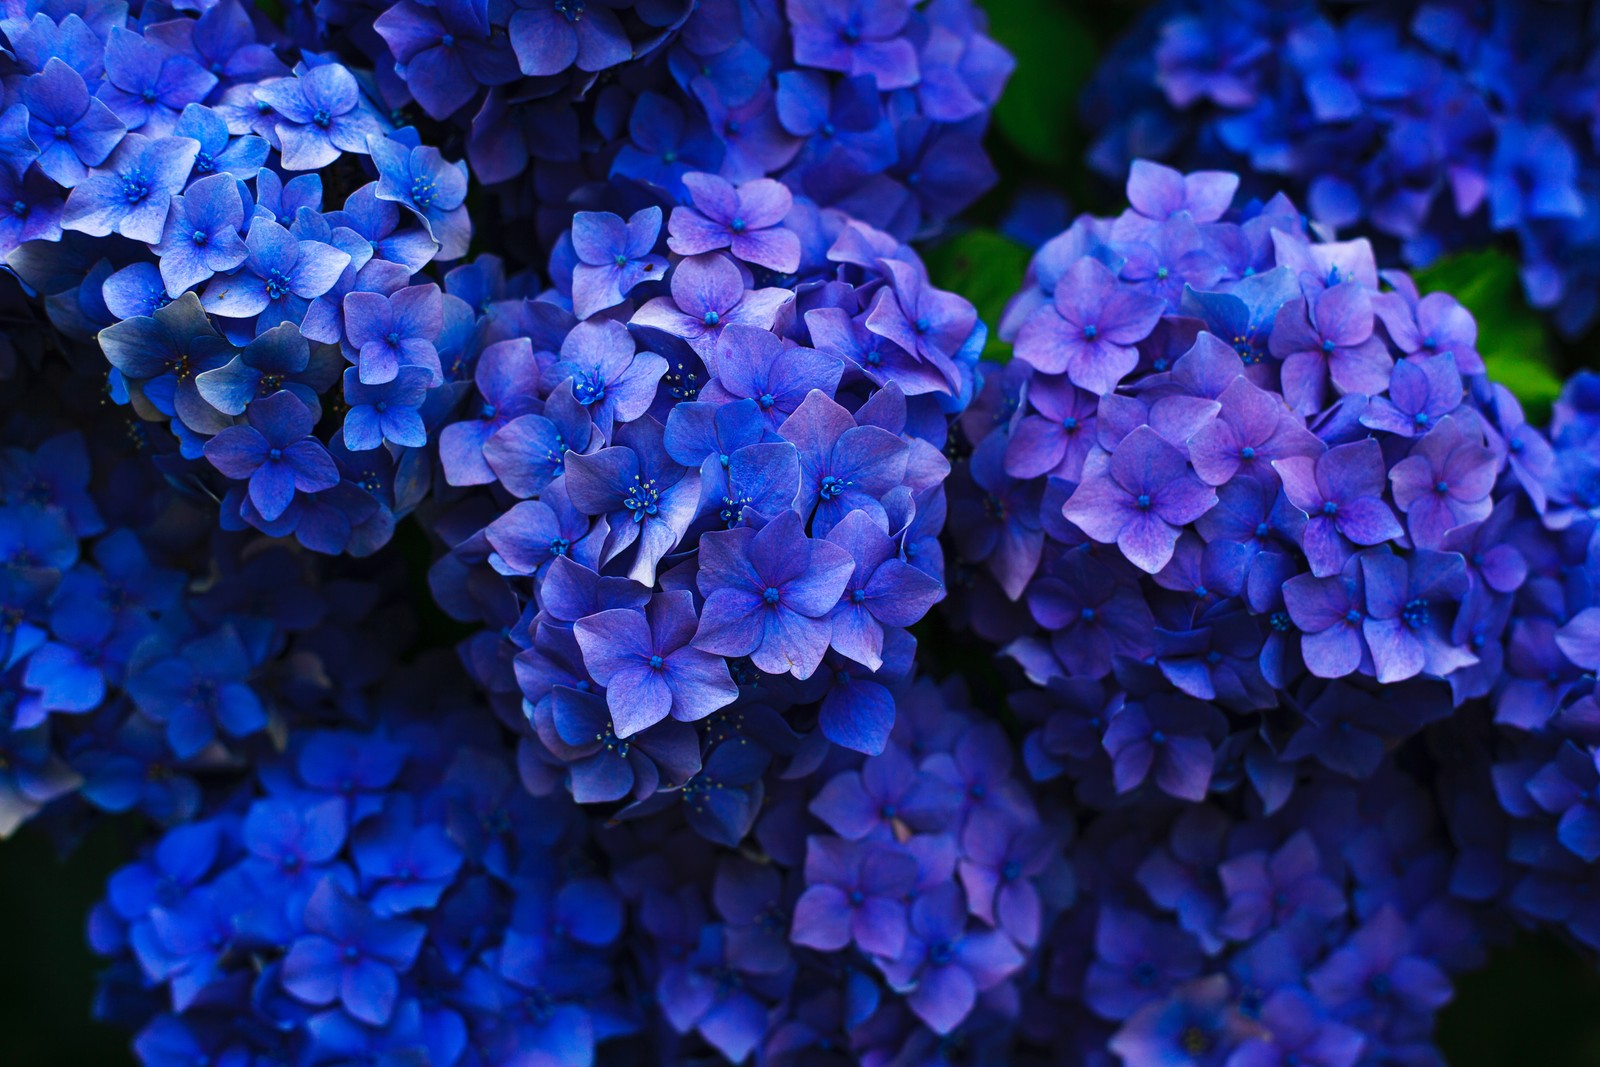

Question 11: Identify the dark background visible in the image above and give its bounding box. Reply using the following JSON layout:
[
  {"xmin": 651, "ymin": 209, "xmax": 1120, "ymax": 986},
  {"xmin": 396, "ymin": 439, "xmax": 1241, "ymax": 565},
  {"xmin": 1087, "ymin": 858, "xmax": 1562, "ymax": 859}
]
[{"xmin": 5, "ymin": 0, "xmax": 1600, "ymax": 1062}]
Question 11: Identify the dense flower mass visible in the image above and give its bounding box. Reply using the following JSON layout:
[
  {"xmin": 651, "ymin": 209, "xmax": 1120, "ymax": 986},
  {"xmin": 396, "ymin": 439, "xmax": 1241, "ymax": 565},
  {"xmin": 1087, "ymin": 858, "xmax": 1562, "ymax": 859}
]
[
  {"xmin": 1081, "ymin": 0, "xmax": 1600, "ymax": 336},
  {"xmin": 938, "ymin": 158, "xmax": 1600, "ymax": 1066},
  {"xmin": 4, "ymin": 0, "xmax": 1600, "ymax": 1063},
  {"xmin": 333, "ymin": 0, "xmax": 1012, "ymax": 243}
]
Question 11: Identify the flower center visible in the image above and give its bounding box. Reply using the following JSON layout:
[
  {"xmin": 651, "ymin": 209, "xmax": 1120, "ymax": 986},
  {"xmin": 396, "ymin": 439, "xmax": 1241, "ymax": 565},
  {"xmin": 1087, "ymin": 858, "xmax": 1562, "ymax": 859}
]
[
  {"xmin": 819, "ymin": 475, "xmax": 847, "ymax": 500},
  {"xmin": 1135, "ymin": 493, "xmax": 1152, "ymax": 510},
  {"xmin": 762, "ymin": 586, "xmax": 782, "ymax": 606},
  {"xmin": 264, "ymin": 269, "xmax": 292, "ymax": 301},
  {"xmin": 1320, "ymin": 501, "xmax": 1338, "ymax": 517},
  {"xmin": 702, "ymin": 310, "xmax": 720, "ymax": 326},
  {"xmin": 192, "ymin": 229, "xmax": 208, "ymax": 245},
  {"xmin": 555, "ymin": 0, "xmax": 585, "ymax": 21},
  {"xmin": 1082, "ymin": 324, "xmax": 1098, "ymax": 341},
  {"xmin": 120, "ymin": 172, "xmax": 150, "ymax": 203},
  {"xmin": 312, "ymin": 108, "xmax": 332, "ymax": 128},
  {"xmin": 624, "ymin": 475, "xmax": 660, "ymax": 521},
  {"xmin": 649, "ymin": 654, "xmax": 664, "ymax": 669},
  {"xmin": 574, "ymin": 373, "xmax": 607, "ymax": 406},
  {"xmin": 730, "ymin": 216, "xmax": 746, "ymax": 233},
  {"xmin": 1180, "ymin": 1026, "xmax": 1214, "ymax": 1056},
  {"xmin": 410, "ymin": 176, "xmax": 437, "ymax": 208},
  {"xmin": 1402, "ymin": 597, "xmax": 1430, "ymax": 629}
]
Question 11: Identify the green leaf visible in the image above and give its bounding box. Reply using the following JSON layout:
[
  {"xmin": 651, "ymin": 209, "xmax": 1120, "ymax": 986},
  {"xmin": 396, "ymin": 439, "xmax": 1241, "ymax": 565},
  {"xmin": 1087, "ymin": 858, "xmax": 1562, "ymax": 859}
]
[
  {"xmin": 923, "ymin": 228, "xmax": 1031, "ymax": 363},
  {"xmin": 981, "ymin": 0, "xmax": 1095, "ymax": 171},
  {"xmin": 1412, "ymin": 249, "xmax": 1558, "ymax": 421}
]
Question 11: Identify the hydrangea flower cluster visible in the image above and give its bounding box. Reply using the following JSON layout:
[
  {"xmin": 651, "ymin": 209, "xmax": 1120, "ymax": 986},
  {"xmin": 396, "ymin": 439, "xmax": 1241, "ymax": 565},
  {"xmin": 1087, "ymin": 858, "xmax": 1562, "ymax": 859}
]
[
  {"xmin": 936, "ymin": 160, "xmax": 1570, "ymax": 1064},
  {"xmin": 954, "ymin": 160, "xmax": 1525, "ymax": 811},
  {"xmin": 427, "ymin": 180, "xmax": 983, "ymax": 800},
  {"xmin": 1081, "ymin": 0, "xmax": 1600, "ymax": 335},
  {"xmin": 1, "ymin": 0, "xmax": 477, "ymax": 555},
  {"xmin": 11, "ymin": 0, "xmax": 1600, "ymax": 1063},
  {"xmin": 323, "ymin": 0, "xmax": 1012, "ymax": 242},
  {"xmin": 0, "ymin": 394, "xmax": 403, "ymax": 837},
  {"xmin": 88, "ymin": 701, "xmax": 632, "ymax": 1066}
]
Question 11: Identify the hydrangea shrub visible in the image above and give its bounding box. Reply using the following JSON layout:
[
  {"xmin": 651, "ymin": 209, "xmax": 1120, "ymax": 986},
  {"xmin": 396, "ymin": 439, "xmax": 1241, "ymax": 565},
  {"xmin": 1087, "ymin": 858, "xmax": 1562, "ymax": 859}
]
[{"xmin": 2, "ymin": 0, "xmax": 1600, "ymax": 1063}]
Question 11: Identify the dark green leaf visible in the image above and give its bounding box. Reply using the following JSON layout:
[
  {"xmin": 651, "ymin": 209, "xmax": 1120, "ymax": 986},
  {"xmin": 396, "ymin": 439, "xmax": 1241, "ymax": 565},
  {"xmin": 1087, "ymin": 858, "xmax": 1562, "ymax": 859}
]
[{"xmin": 981, "ymin": 0, "xmax": 1096, "ymax": 171}]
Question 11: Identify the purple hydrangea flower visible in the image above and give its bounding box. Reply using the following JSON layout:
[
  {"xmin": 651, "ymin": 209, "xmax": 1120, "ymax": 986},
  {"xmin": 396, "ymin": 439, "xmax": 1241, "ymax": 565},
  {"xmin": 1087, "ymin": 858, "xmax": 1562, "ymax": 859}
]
[
  {"xmin": 153, "ymin": 173, "xmax": 248, "ymax": 295},
  {"xmin": 550, "ymin": 319, "xmax": 667, "ymax": 436},
  {"xmin": 341, "ymin": 366, "xmax": 431, "ymax": 450},
  {"xmin": 1064, "ymin": 426, "xmax": 1218, "ymax": 574},
  {"xmin": 342, "ymin": 283, "xmax": 443, "ymax": 386},
  {"xmin": 631, "ymin": 252, "xmax": 795, "ymax": 358},
  {"xmin": 61, "ymin": 133, "xmax": 198, "ymax": 244},
  {"xmin": 790, "ymin": 835, "xmax": 917, "ymax": 958},
  {"xmin": 570, "ymin": 206, "xmax": 669, "ymax": 319},
  {"xmin": 668, "ymin": 173, "xmax": 801, "ymax": 274},
  {"xmin": 1387, "ymin": 415, "xmax": 1497, "ymax": 548},
  {"xmin": 1270, "ymin": 281, "xmax": 1393, "ymax": 416},
  {"xmin": 255, "ymin": 64, "xmax": 382, "ymax": 171},
  {"xmin": 509, "ymin": 0, "xmax": 631, "ymax": 77},
  {"xmin": 780, "ymin": 389, "xmax": 910, "ymax": 537},
  {"xmin": 564, "ymin": 417, "xmax": 700, "ymax": 585},
  {"xmin": 202, "ymin": 391, "xmax": 339, "ymax": 521},
  {"xmin": 22, "ymin": 57, "xmax": 126, "ymax": 187},
  {"xmin": 1275, "ymin": 439, "xmax": 1403, "ymax": 577},
  {"xmin": 693, "ymin": 508, "xmax": 855, "ymax": 680},
  {"xmin": 1014, "ymin": 257, "xmax": 1165, "ymax": 395},
  {"xmin": 573, "ymin": 589, "xmax": 739, "ymax": 736},
  {"xmin": 279, "ymin": 879, "xmax": 426, "ymax": 1026},
  {"xmin": 202, "ymin": 218, "xmax": 352, "ymax": 332}
]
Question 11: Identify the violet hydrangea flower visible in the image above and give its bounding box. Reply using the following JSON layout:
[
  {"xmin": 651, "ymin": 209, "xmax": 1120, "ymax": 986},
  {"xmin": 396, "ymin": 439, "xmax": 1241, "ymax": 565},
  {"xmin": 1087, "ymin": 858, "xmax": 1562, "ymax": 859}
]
[
  {"xmin": 1274, "ymin": 438, "xmax": 1403, "ymax": 577},
  {"xmin": 1014, "ymin": 257, "xmax": 1165, "ymax": 395},
  {"xmin": 668, "ymin": 173, "xmax": 801, "ymax": 274},
  {"xmin": 790, "ymin": 835, "xmax": 917, "ymax": 958},
  {"xmin": 202, "ymin": 391, "xmax": 340, "ymax": 522},
  {"xmin": 564, "ymin": 417, "xmax": 700, "ymax": 585},
  {"xmin": 152, "ymin": 173, "xmax": 249, "ymax": 295},
  {"xmin": 201, "ymin": 218, "xmax": 352, "ymax": 332},
  {"xmin": 61, "ymin": 133, "xmax": 198, "ymax": 244},
  {"xmin": 570, "ymin": 206, "xmax": 668, "ymax": 319},
  {"xmin": 1063, "ymin": 426, "xmax": 1218, "ymax": 574},
  {"xmin": 549, "ymin": 319, "xmax": 667, "ymax": 436},
  {"xmin": 1269, "ymin": 281, "xmax": 1392, "ymax": 415},
  {"xmin": 1387, "ymin": 416, "xmax": 1497, "ymax": 548},
  {"xmin": 631, "ymin": 252, "xmax": 794, "ymax": 358},
  {"xmin": 693, "ymin": 508, "xmax": 855, "ymax": 680},
  {"xmin": 342, "ymin": 283, "xmax": 443, "ymax": 386},
  {"xmin": 573, "ymin": 589, "xmax": 739, "ymax": 736},
  {"xmin": 255, "ymin": 65, "xmax": 383, "ymax": 172},
  {"xmin": 21, "ymin": 57, "xmax": 126, "ymax": 187}
]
